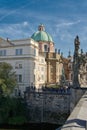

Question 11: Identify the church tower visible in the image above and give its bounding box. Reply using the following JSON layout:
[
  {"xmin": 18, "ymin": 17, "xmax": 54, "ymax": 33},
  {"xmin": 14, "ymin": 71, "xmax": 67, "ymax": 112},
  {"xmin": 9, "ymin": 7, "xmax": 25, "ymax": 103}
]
[
  {"xmin": 31, "ymin": 24, "xmax": 55, "ymax": 53},
  {"xmin": 31, "ymin": 24, "xmax": 63, "ymax": 85}
]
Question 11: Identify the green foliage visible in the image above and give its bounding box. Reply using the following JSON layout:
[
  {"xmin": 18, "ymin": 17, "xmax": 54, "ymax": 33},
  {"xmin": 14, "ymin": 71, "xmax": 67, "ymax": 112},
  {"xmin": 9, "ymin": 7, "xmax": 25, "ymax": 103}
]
[
  {"xmin": 0, "ymin": 96, "xmax": 28, "ymax": 125},
  {"xmin": 0, "ymin": 62, "xmax": 17, "ymax": 96},
  {"xmin": 0, "ymin": 62, "xmax": 27, "ymax": 125},
  {"xmin": 8, "ymin": 116, "xmax": 27, "ymax": 125},
  {"xmin": 47, "ymin": 85, "xmax": 60, "ymax": 88}
]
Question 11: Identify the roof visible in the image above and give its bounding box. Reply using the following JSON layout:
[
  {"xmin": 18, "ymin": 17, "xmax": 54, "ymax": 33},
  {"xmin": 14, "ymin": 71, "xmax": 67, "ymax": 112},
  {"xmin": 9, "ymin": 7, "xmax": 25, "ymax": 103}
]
[{"xmin": 31, "ymin": 24, "xmax": 53, "ymax": 42}]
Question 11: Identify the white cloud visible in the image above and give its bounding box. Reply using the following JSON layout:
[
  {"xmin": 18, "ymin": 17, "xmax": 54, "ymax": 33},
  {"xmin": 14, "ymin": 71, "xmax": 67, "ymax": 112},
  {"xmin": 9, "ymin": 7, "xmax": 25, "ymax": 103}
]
[
  {"xmin": 0, "ymin": 1, "xmax": 34, "ymax": 22},
  {"xmin": 56, "ymin": 20, "xmax": 81, "ymax": 28},
  {"xmin": 0, "ymin": 23, "xmax": 34, "ymax": 39},
  {"xmin": 23, "ymin": 21, "xmax": 29, "ymax": 26}
]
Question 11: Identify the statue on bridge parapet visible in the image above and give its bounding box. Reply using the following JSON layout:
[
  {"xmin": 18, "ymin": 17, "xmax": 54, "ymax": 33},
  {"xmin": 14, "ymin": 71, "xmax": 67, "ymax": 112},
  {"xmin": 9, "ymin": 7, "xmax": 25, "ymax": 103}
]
[
  {"xmin": 73, "ymin": 35, "xmax": 87, "ymax": 88},
  {"xmin": 78, "ymin": 56, "xmax": 87, "ymax": 87},
  {"xmin": 73, "ymin": 35, "xmax": 80, "ymax": 88}
]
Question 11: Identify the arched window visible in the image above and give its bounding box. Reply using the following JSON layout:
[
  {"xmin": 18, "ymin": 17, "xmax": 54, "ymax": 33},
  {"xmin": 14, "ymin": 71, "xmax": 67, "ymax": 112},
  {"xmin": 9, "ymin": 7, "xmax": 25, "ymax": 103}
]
[{"xmin": 44, "ymin": 45, "xmax": 48, "ymax": 52}]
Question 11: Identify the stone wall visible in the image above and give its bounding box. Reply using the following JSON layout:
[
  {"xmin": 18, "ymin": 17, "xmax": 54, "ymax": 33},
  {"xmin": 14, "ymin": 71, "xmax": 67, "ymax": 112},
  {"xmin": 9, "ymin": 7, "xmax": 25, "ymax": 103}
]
[
  {"xmin": 56, "ymin": 91, "xmax": 87, "ymax": 130},
  {"xmin": 25, "ymin": 91, "xmax": 70, "ymax": 125},
  {"xmin": 70, "ymin": 88, "xmax": 86, "ymax": 112}
]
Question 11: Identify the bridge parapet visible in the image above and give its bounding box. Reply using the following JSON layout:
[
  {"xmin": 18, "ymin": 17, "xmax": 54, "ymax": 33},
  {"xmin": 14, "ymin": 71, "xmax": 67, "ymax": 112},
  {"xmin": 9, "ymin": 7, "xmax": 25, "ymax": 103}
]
[{"xmin": 56, "ymin": 91, "xmax": 87, "ymax": 130}]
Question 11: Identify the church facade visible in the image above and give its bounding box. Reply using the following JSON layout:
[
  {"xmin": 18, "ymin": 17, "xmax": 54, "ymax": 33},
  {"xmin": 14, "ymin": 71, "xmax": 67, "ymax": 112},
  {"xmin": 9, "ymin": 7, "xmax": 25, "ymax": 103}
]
[{"xmin": 31, "ymin": 24, "xmax": 63, "ymax": 85}]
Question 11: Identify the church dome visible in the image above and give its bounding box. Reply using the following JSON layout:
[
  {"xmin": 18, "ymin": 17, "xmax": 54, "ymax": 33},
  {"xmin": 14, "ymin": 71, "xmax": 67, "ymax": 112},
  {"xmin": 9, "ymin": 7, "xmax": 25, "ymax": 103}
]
[{"xmin": 31, "ymin": 24, "xmax": 53, "ymax": 42}]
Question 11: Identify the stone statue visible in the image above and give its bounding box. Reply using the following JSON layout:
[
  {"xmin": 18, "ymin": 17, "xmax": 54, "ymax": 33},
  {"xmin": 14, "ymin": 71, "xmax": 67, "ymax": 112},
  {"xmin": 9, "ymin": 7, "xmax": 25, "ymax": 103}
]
[
  {"xmin": 78, "ymin": 57, "xmax": 87, "ymax": 87},
  {"xmin": 73, "ymin": 36, "xmax": 80, "ymax": 88},
  {"xmin": 73, "ymin": 35, "xmax": 87, "ymax": 88}
]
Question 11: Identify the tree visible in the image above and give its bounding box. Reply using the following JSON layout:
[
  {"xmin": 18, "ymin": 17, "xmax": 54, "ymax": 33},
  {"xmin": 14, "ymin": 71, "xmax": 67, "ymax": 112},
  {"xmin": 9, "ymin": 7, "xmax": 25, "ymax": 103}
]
[
  {"xmin": 0, "ymin": 62, "xmax": 28, "ymax": 125},
  {"xmin": 0, "ymin": 96, "xmax": 28, "ymax": 124},
  {"xmin": 0, "ymin": 62, "xmax": 17, "ymax": 96}
]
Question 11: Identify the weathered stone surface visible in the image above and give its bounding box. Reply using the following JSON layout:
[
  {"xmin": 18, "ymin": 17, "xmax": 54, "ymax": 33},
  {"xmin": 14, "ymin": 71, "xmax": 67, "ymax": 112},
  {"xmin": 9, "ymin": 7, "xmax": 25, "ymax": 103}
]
[
  {"xmin": 25, "ymin": 91, "xmax": 70, "ymax": 124},
  {"xmin": 73, "ymin": 36, "xmax": 87, "ymax": 88},
  {"xmin": 56, "ymin": 91, "xmax": 87, "ymax": 130}
]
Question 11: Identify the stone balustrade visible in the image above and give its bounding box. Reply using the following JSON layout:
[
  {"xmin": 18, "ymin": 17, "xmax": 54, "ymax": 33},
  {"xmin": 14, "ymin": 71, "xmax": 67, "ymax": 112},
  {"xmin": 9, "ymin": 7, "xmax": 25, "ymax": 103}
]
[{"xmin": 56, "ymin": 91, "xmax": 87, "ymax": 130}]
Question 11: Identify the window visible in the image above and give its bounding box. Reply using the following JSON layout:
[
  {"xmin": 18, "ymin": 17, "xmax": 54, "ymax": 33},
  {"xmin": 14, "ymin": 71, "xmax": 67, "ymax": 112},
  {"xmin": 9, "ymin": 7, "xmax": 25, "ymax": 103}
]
[
  {"xmin": 44, "ymin": 45, "xmax": 48, "ymax": 52},
  {"xmin": 15, "ymin": 62, "xmax": 22, "ymax": 69},
  {"xmin": 16, "ymin": 75, "xmax": 22, "ymax": 82},
  {"xmin": 41, "ymin": 59, "xmax": 44, "ymax": 63},
  {"xmin": 19, "ymin": 64, "xmax": 22, "ymax": 68},
  {"xmin": 19, "ymin": 75, "xmax": 22, "ymax": 82},
  {"xmin": 0, "ymin": 50, "xmax": 6, "ymax": 56},
  {"xmin": 15, "ymin": 49, "xmax": 23, "ymax": 55},
  {"xmin": 41, "ymin": 75, "xmax": 44, "ymax": 80}
]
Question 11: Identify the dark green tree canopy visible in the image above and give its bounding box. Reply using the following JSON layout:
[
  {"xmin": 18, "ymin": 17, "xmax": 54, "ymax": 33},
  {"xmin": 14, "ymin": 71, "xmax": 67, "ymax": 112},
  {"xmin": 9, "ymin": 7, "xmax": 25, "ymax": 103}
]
[{"xmin": 0, "ymin": 62, "xmax": 17, "ymax": 96}]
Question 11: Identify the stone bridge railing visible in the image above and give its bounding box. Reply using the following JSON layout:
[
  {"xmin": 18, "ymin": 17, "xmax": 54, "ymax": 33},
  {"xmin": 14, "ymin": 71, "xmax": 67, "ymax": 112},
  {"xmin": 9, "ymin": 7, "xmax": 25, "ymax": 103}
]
[{"xmin": 56, "ymin": 91, "xmax": 87, "ymax": 130}]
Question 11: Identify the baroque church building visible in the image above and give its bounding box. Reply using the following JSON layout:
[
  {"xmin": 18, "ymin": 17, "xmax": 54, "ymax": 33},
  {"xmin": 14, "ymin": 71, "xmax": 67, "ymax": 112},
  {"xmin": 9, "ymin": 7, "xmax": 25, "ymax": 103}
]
[
  {"xmin": 0, "ymin": 24, "xmax": 64, "ymax": 96},
  {"xmin": 31, "ymin": 24, "xmax": 63, "ymax": 85}
]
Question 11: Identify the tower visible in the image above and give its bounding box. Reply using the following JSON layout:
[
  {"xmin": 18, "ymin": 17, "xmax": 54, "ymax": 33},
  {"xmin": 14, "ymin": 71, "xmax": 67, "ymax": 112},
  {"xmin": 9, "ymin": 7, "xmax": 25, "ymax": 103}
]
[{"xmin": 31, "ymin": 24, "xmax": 54, "ymax": 53}]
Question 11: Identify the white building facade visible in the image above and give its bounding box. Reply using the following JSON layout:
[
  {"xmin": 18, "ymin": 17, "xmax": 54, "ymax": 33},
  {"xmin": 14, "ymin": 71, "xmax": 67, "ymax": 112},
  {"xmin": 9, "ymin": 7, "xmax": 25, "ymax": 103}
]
[
  {"xmin": 0, "ymin": 24, "xmax": 65, "ymax": 96},
  {"xmin": 0, "ymin": 38, "xmax": 46, "ymax": 95}
]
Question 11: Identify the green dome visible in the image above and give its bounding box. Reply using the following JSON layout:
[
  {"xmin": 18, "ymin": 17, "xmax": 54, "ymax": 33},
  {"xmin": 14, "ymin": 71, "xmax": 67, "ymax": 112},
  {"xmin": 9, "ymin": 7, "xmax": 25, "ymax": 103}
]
[{"xmin": 31, "ymin": 24, "xmax": 53, "ymax": 42}]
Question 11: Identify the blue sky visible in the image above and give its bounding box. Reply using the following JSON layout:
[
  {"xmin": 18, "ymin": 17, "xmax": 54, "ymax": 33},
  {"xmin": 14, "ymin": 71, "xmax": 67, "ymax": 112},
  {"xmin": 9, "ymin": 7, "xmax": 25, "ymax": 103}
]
[{"xmin": 0, "ymin": 0, "xmax": 87, "ymax": 57}]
